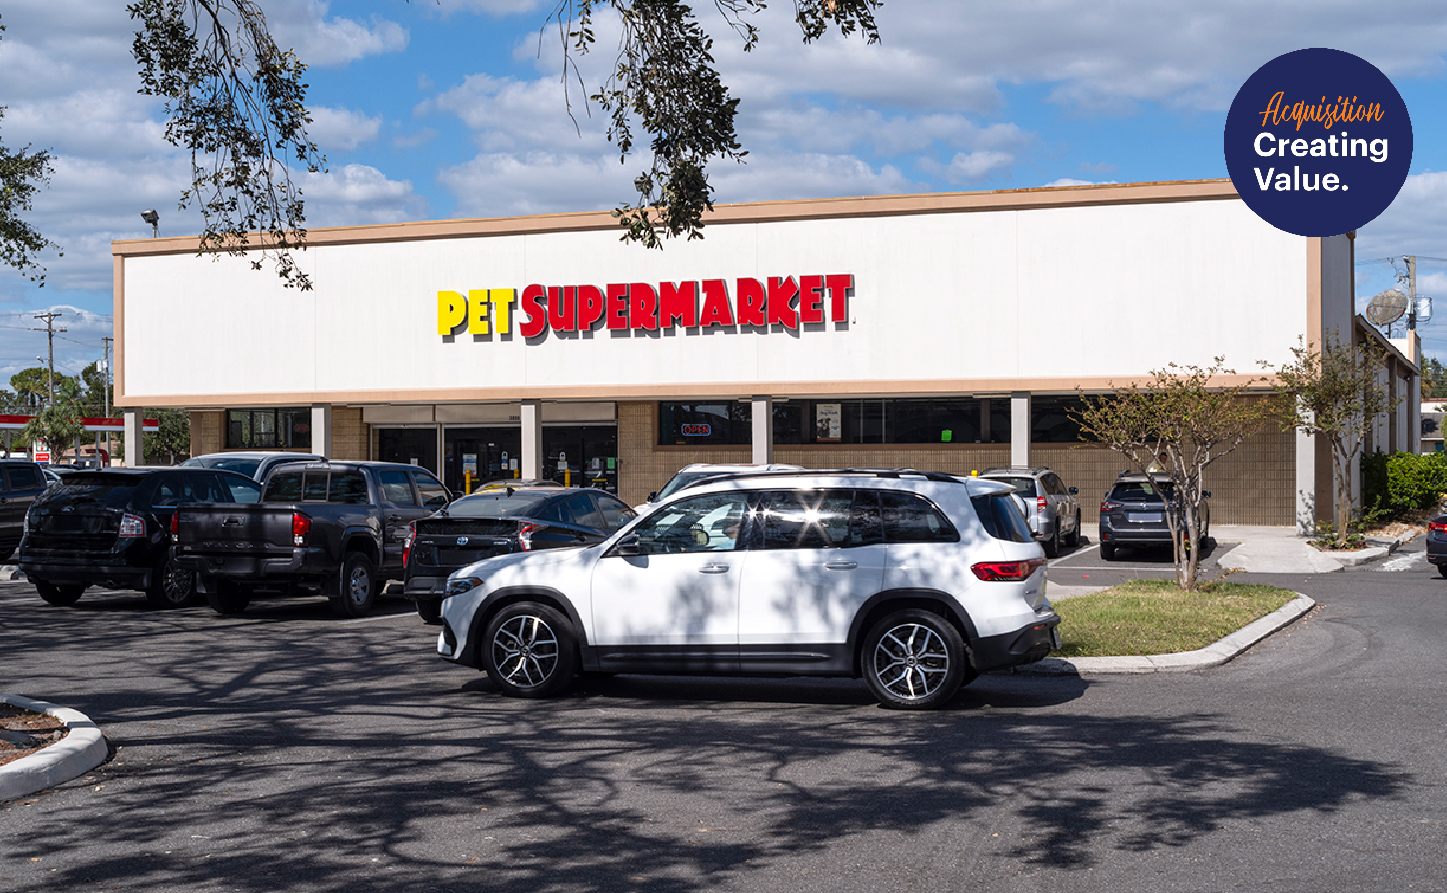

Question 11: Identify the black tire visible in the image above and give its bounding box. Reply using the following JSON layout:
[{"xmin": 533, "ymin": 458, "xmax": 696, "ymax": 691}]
[
  {"xmin": 145, "ymin": 554, "xmax": 196, "ymax": 609},
  {"xmin": 415, "ymin": 598, "xmax": 441, "ymax": 624},
  {"xmin": 330, "ymin": 552, "xmax": 377, "ymax": 618},
  {"xmin": 206, "ymin": 581, "xmax": 251, "ymax": 615},
  {"xmin": 1437, "ymin": 563, "xmax": 1447, "ymax": 580},
  {"xmin": 1066, "ymin": 511, "xmax": 1081, "ymax": 548},
  {"xmin": 1100, "ymin": 542, "xmax": 1116, "ymax": 560},
  {"xmin": 482, "ymin": 601, "xmax": 579, "ymax": 698},
  {"xmin": 1043, "ymin": 526, "xmax": 1060, "ymax": 559},
  {"xmin": 860, "ymin": 608, "xmax": 972, "ymax": 710},
  {"xmin": 34, "ymin": 580, "xmax": 85, "ymax": 607}
]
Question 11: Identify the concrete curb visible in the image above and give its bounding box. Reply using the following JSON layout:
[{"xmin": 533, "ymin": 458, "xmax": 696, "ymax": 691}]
[
  {"xmin": 1009, "ymin": 594, "xmax": 1316, "ymax": 677},
  {"xmin": 0, "ymin": 694, "xmax": 109, "ymax": 801}
]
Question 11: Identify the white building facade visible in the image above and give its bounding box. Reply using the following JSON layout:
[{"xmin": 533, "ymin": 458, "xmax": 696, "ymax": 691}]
[{"xmin": 112, "ymin": 179, "xmax": 1413, "ymax": 528}]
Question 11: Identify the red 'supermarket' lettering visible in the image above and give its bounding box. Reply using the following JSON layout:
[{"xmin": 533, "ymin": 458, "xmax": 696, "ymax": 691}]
[{"xmin": 437, "ymin": 275, "xmax": 853, "ymax": 339}]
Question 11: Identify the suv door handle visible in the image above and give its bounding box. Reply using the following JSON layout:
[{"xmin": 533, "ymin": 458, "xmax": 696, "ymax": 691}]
[
  {"xmin": 387, "ymin": 514, "xmax": 403, "ymax": 522},
  {"xmin": 825, "ymin": 560, "xmax": 857, "ymax": 570},
  {"xmin": 222, "ymin": 517, "xmax": 242, "ymax": 527},
  {"xmin": 699, "ymin": 563, "xmax": 730, "ymax": 574}
]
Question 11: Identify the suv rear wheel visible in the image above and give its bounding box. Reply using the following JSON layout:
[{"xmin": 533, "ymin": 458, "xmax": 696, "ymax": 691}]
[
  {"xmin": 146, "ymin": 555, "xmax": 195, "ymax": 609},
  {"xmin": 861, "ymin": 609, "xmax": 971, "ymax": 710},
  {"xmin": 330, "ymin": 552, "xmax": 377, "ymax": 618},
  {"xmin": 483, "ymin": 602, "xmax": 578, "ymax": 698},
  {"xmin": 34, "ymin": 580, "xmax": 85, "ymax": 607},
  {"xmin": 206, "ymin": 581, "xmax": 251, "ymax": 615}
]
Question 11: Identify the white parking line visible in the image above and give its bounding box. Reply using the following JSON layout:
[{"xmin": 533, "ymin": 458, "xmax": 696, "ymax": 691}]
[
  {"xmin": 1050, "ymin": 544, "xmax": 1097, "ymax": 567},
  {"xmin": 1378, "ymin": 551, "xmax": 1426, "ymax": 573},
  {"xmin": 339, "ymin": 612, "xmax": 415, "ymax": 625}
]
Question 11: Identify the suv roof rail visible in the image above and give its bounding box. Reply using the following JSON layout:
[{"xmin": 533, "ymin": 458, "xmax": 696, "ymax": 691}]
[{"xmin": 677, "ymin": 467, "xmax": 972, "ymax": 491}]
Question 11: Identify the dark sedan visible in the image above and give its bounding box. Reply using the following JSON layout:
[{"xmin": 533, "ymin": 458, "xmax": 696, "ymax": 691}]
[{"xmin": 403, "ymin": 486, "xmax": 636, "ymax": 622}]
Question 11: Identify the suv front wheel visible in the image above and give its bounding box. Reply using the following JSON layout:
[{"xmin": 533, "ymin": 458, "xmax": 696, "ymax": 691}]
[
  {"xmin": 483, "ymin": 602, "xmax": 579, "ymax": 698},
  {"xmin": 861, "ymin": 609, "xmax": 971, "ymax": 710}
]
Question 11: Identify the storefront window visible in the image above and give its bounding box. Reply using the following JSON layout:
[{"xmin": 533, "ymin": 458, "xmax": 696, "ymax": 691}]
[
  {"xmin": 659, "ymin": 403, "xmax": 751, "ymax": 445},
  {"xmin": 1031, "ymin": 395, "xmax": 1099, "ymax": 443},
  {"xmin": 226, "ymin": 408, "xmax": 311, "ymax": 449},
  {"xmin": 376, "ymin": 427, "xmax": 439, "ymax": 475},
  {"xmin": 659, "ymin": 398, "xmax": 1011, "ymax": 446}
]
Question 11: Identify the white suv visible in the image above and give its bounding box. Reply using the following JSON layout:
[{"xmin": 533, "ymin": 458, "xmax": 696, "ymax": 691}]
[{"xmin": 436, "ymin": 470, "xmax": 1060, "ymax": 710}]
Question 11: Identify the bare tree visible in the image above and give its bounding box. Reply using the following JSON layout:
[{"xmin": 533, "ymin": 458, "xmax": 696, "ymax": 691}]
[
  {"xmin": 1073, "ymin": 359, "xmax": 1275, "ymax": 590},
  {"xmin": 1270, "ymin": 332, "xmax": 1400, "ymax": 548}
]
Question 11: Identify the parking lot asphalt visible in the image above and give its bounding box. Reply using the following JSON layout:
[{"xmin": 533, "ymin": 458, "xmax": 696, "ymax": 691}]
[{"xmin": 3, "ymin": 556, "xmax": 1446, "ymax": 893}]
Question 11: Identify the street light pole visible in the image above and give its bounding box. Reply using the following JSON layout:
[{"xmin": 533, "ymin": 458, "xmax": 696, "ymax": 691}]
[{"xmin": 31, "ymin": 311, "xmax": 65, "ymax": 407}]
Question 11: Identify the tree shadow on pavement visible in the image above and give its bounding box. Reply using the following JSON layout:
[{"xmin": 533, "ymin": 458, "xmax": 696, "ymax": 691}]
[{"xmin": 0, "ymin": 598, "xmax": 1410, "ymax": 892}]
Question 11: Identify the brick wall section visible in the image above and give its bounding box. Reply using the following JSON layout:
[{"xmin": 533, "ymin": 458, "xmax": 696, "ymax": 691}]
[
  {"xmin": 191, "ymin": 410, "xmax": 223, "ymax": 456},
  {"xmin": 617, "ymin": 402, "xmax": 1296, "ymax": 526},
  {"xmin": 332, "ymin": 407, "xmax": 366, "ymax": 460}
]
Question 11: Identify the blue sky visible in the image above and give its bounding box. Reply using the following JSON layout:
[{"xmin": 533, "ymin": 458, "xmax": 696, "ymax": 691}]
[{"xmin": 3, "ymin": 0, "xmax": 1447, "ymax": 382}]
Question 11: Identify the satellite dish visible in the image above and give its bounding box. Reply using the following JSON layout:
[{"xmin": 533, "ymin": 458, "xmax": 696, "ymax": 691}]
[
  {"xmin": 1364, "ymin": 288, "xmax": 1409, "ymax": 326},
  {"xmin": 1419, "ymin": 295, "xmax": 1434, "ymax": 325}
]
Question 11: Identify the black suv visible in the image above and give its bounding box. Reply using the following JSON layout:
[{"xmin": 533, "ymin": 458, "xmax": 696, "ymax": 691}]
[
  {"xmin": 1098, "ymin": 472, "xmax": 1210, "ymax": 560},
  {"xmin": 0, "ymin": 459, "xmax": 49, "ymax": 561},
  {"xmin": 19, "ymin": 467, "xmax": 262, "ymax": 608}
]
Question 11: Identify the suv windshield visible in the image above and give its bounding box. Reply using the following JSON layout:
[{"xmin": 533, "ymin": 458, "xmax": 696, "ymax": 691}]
[
  {"xmin": 655, "ymin": 470, "xmax": 719, "ymax": 502},
  {"xmin": 988, "ymin": 476, "xmax": 1037, "ymax": 496},
  {"xmin": 1110, "ymin": 481, "xmax": 1174, "ymax": 502}
]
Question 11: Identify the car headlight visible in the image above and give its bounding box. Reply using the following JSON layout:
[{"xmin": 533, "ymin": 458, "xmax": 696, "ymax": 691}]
[{"xmin": 445, "ymin": 576, "xmax": 484, "ymax": 597}]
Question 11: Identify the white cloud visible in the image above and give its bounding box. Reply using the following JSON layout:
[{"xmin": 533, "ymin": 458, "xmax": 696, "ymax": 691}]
[
  {"xmin": 439, "ymin": 153, "xmax": 635, "ymax": 217},
  {"xmin": 307, "ymin": 107, "xmax": 384, "ymax": 152},
  {"xmin": 919, "ymin": 150, "xmax": 1016, "ymax": 184},
  {"xmin": 259, "ymin": 2, "xmax": 408, "ymax": 67},
  {"xmin": 1041, "ymin": 177, "xmax": 1120, "ymax": 187},
  {"xmin": 299, "ymin": 165, "xmax": 425, "ymax": 226}
]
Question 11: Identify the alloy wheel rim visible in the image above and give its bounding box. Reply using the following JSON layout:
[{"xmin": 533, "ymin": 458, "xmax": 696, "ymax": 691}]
[
  {"xmin": 164, "ymin": 564, "xmax": 191, "ymax": 604},
  {"xmin": 873, "ymin": 622, "xmax": 949, "ymax": 701},
  {"xmin": 492, "ymin": 615, "xmax": 561, "ymax": 689},
  {"xmin": 348, "ymin": 567, "xmax": 371, "ymax": 605}
]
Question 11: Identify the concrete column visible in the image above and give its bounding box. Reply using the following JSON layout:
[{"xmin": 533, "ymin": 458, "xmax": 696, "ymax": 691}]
[
  {"xmin": 1010, "ymin": 392, "xmax": 1030, "ymax": 467},
  {"xmin": 311, "ymin": 404, "xmax": 334, "ymax": 459},
  {"xmin": 122, "ymin": 410, "xmax": 143, "ymax": 467},
  {"xmin": 521, "ymin": 400, "xmax": 542, "ymax": 480},
  {"xmin": 751, "ymin": 395, "xmax": 773, "ymax": 464},
  {"xmin": 1295, "ymin": 412, "xmax": 1316, "ymax": 534}
]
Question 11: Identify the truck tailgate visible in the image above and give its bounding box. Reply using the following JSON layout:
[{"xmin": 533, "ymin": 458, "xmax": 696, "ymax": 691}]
[{"xmin": 174, "ymin": 504, "xmax": 297, "ymax": 557}]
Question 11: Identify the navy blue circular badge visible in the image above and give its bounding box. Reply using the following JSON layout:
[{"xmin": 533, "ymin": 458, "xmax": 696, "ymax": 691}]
[{"xmin": 1224, "ymin": 48, "xmax": 1411, "ymax": 237}]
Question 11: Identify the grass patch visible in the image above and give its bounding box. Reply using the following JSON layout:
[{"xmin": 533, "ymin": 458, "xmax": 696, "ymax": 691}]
[{"xmin": 1052, "ymin": 579, "xmax": 1298, "ymax": 658}]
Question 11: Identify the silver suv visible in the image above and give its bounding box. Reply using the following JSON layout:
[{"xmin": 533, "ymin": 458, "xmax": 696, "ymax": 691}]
[
  {"xmin": 436, "ymin": 469, "xmax": 1060, "ymax": 710},
  {"xmin": 979, "ymin": 466, "xmax": 1081, "ymax": 558}
]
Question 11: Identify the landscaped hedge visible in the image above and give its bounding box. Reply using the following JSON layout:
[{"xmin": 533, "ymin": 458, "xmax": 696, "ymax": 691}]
[{"xmin": 1363, "ymin": 450, "xmax": 1447, "ymax": 516}]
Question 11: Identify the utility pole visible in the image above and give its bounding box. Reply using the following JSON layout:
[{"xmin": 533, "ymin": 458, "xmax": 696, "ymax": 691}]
[
  {"xmin": 101, "ymin": 336, "xmax": 113, "ymax": 463},
  {"xmin": 1407, "ymin": 256, "xmax": 1419, "ymax": 331},
  {"xmin": 31, "ymin": 311, "xmax": 66, "ymax": 407}
]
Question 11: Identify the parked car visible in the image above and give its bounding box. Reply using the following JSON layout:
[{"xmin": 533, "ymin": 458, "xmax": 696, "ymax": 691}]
[
  {"xmin": 437, "ymin": 468, "xmax": 1059, "ymax": 710},
  {"xmin": 637, "ymin": 463, "xmax": 806, "ymax": 511},
  {"xmin": 172, "ymin": 461, "xmax": 450, "ymax": 617},
  {"xmin": 1098, "ymin": 471, "xmax": 1210, "ymax": 560},
  {"xmin": 978, "ymin": 466, "xmax": 1081, "ymax": 558},
  {"xmin": 404, "ymin": 486, "xmax": 637, "ymax": 622},
  {"xmin": 0, "ymin": 459, "xmax": 50, "ymax": 561},
  {"xmin": 18, "ymin": 467, "xmax": 262, "ymax": 608},
  {"xmin": 1425, "ymin": 515, "xmax": 1447, "ymax": 577},
  {"xmin": 182, "ymin": 451, "xmax": 324, "ymax": 481}
]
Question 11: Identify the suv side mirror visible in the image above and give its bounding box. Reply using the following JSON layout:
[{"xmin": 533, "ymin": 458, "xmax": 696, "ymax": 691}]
[
  {"xmin": 613, "ymin": 533, "xmax": 641, "ymax": 557},
  {"xmin": 1203, "ymin": 490, "xmax": 1211, "ymax": 498},
  {"xmin": 1068, "ymin": 487, "xmax": 1078, "ymax": 495},
  {"xmin": 647, "ymin": 491, "xmax": 657, "ymax": 502}
]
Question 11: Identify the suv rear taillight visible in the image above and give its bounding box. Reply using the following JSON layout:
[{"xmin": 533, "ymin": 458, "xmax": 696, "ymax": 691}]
[
  {"xmin": 1432, "ymin": 521, "xmax": 1447, "ymax": 533},
  {"xmin": 119, "ymin": 513, "xmax": 146, "ymax": 538},
  {"xmin": 1036, "ymin": 496, "xmax": 1047, "ymax": 513},
  {"xmin": 1101, "ymin": 500, "xmax": 1122, "ymax": 512},
  {"xmin": 517, "ymin": 522, "xmax": 540, "ymax": 551},
  {"xmin": 971, "ymin": 559, "xmax": 1046, "ymax": 581},
  {"xmin": 403, "ymin": 521, "xmax": 417, "ymax": 566},
  {"xmin": 170, "ymin": 511, "xmax": 180, "ymax": 541},
  {"xmin": 292, "ymin": 512, "xmax": 311, "ymax": 546}
]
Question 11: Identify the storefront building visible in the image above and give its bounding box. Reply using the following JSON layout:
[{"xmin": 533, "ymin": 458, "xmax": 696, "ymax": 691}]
[{"xmin": 111, "ymin": 178, "xmax": 1415, "ymax": 529}]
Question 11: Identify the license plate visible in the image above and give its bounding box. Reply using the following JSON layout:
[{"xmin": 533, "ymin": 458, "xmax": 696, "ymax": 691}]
[{"xmin": 1127, "ymin": 512, "xmax": 1163, "ymax": 523}]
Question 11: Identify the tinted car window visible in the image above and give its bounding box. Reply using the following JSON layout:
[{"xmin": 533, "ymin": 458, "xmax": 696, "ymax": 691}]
[
  {"xmin": 302, "ymin": 472, "xmax": 329, "ymax": 502},
  {"xmin": 759, "ymin": 489, "xmax": 856, "ymax": 549},
  {"xmin": 5, "ymin": 466, "xmax": 40, "ymax": 490},
  {"xmin": 45, "ymin": 473, "xmax": 143, "ymax": 509},
  {"xmin": 205, "ymin": 457, "xmax": 263, "ymax": 478},
  {"xmin": 449, "ymin": 491, "xmax": 554, "ymax": 518},
  {"xmin": 263, "ymin": 471, "xmax": 303, "ymax": 502},
  {"xmin": 153, "ymin": 474, "xmax": 226, "ymax": 506},
  {"xmin": 881, "ymin": 491, "xmax": 959, "ymax": 543},
  {"xmin": 378, "ymin": 470, "xmax": 417, "ymax": 506},
  {"xmin": 1111, "ymin": 481, "xmax": 1173, "ymax": 502},
  {"xmin": 972, "ymin": 493, "xmax": 1034, "ymax": 543},
  {"xmin": 566, "ymin": 493, "xmax": 605, "ymax": 530},
  {"xmin": 328, "ymin": 471, "xmax": 370, "ymax": 504},
  {"xmin": 413, "ymin": 471, "xmax": 449, "ymax": 509},
  {"xmin": 596, "ymin": 494, "xmax": 636, "ymax": 529},
  {"xmin": 629, "ymin": 492, "xmax": 748, "ymax": 554},
  {"xmin": 991, "ymin": 476, "xmax": 1038, "ymax": 497},
  {"xmin": 224, "ymin": 477, "xmax": 263, "ymax": 503}
]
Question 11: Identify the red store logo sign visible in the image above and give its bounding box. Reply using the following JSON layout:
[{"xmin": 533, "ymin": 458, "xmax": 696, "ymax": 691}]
[{"xmin": 437, "ymin": 274, "xmax": 854, "ymax": 338}]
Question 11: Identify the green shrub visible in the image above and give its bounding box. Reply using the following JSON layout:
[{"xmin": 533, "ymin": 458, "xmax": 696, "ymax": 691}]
[{"xmin": 1364, "ymin": 450, "xmax": 1447, "ymax": 518}]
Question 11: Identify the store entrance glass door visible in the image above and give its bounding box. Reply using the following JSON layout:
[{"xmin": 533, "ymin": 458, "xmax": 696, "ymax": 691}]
[
  {"xmin": 543, "ymin": 425, "xmax": 618, "ymax": 493},
  {"xmin": 444, "ymin": 427, "xmax": 522, "ymax": 494},
  {"xmin": 376, "ymin": 428, "xmax": 438, "ymax": 475}
]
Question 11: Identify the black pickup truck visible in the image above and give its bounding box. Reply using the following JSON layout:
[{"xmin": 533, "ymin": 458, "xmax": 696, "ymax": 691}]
[{"xmin": 172, "ymin": 461, "xmax": 450, "ymax": 616}]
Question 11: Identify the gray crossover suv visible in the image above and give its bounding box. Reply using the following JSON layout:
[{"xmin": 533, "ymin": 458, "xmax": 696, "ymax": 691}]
[
  {"xmin": 979, "ymin": 466, "xmax": 1081, "ymax": 558},
  {"xmin": 1098, "ymin": 472, "xmax": 1210, "ymax": 560}
]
